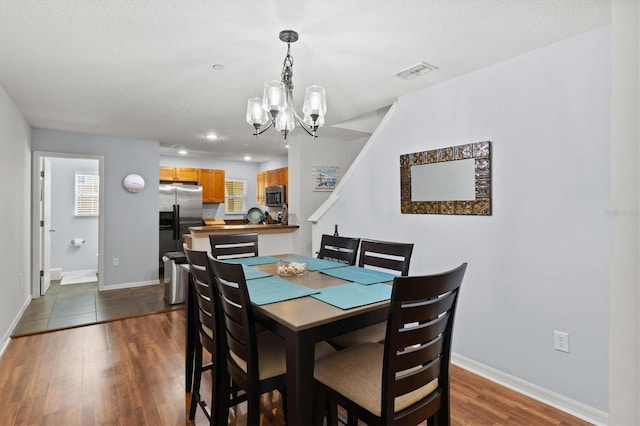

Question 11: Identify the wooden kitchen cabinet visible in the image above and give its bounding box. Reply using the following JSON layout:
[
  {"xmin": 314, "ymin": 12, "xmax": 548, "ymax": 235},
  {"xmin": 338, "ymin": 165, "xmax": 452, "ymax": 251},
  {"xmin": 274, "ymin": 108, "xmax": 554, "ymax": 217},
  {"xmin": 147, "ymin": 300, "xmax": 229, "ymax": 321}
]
[
  {"xmin": 257, "ymin": 167, "xmax": 288, "ymax": 204},
  {"xmin": 198, "ymin": 169, "xmax": 225, "ymax": 204},
  {"xmin": 159, "ymin": 166, "xmax": 198, "ymax": 182},
  {"xmin": 268, "ymin": 167, "xmax": 288, "ymax": 187}
]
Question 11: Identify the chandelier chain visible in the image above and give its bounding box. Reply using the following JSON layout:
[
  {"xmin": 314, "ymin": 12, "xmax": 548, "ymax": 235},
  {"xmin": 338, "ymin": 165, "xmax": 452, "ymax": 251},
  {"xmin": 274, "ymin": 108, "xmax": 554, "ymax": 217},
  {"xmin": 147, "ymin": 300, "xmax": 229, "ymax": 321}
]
[{"xmin": 281, "ymin": 43, "xmax": 294, "ymax": 94}]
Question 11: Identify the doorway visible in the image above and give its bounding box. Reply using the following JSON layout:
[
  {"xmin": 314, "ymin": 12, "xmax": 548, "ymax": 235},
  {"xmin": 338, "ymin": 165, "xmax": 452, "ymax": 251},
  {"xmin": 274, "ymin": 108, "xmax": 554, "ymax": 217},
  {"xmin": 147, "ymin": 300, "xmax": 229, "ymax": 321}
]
[{"xmin": 31, "ymin": 152, "xmax": 105, "ymax": 298}]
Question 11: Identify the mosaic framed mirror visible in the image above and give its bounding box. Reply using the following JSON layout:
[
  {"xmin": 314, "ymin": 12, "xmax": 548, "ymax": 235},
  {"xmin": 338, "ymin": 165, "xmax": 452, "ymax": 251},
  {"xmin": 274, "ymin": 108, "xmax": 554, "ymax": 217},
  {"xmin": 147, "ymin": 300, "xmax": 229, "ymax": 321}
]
[{"xmin": 400, "ymin": 141, "xmax": 492, "ymax": 215}]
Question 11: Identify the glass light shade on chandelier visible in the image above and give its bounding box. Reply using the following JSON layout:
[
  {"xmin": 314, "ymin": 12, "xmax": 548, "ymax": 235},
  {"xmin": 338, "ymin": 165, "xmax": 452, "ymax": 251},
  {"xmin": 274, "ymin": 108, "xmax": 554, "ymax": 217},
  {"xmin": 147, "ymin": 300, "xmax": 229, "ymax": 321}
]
[
  {"xmin": 262, "ymin": 80, "xmax": 288, "ymax": 116},
  {"xmin": 246, "ymin": 30, "xmax": 327, "ymax": 142},
  {"xmin": 246, "ymin": 97, "xmax": 269, "ymax": 130}
]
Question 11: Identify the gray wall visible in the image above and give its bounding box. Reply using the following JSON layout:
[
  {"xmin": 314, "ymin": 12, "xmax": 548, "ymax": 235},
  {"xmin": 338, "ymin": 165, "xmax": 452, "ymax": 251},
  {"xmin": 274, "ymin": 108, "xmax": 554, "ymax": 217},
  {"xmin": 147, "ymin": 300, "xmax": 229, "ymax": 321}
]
[
  {"xmin": 49, "ymin": 157, "xmax": 99, "ymax": 273},
  {"xmin": 32, "ymin": 129, "xmax": 160, "ymax": 289},
  {"xmin": 289, "ymin": 135, "xmax": 368, "ymax": 255},
  {"xmin": 608, "ymin": 1, "xmax": 640, "ymax": 424},
  {"xmin": 0, "ymin": 85, "xmax": 31, "ymax": 350},
  {"xmin": 314, "ymin": 27, "xmax": 611, "ymax": 415}
]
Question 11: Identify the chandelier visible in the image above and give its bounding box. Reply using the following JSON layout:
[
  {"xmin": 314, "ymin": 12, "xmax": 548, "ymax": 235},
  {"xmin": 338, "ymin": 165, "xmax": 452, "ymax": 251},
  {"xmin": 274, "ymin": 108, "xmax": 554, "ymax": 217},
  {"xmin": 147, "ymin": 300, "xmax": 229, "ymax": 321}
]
[{"xmin": 246, "ymin": 30, "xmax": 327, "ymax": 143}]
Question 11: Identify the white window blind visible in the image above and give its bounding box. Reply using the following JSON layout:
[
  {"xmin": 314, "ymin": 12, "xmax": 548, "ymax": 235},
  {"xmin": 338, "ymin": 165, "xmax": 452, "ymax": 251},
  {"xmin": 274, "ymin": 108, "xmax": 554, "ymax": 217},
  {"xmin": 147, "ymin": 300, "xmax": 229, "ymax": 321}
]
[
  {"xmin": 74, "ymin": 172, "xmax": 99, "ymax": 216},
  {"xmin": 225, "ymin": 179, "xmax": 247, "ymax": 214}
]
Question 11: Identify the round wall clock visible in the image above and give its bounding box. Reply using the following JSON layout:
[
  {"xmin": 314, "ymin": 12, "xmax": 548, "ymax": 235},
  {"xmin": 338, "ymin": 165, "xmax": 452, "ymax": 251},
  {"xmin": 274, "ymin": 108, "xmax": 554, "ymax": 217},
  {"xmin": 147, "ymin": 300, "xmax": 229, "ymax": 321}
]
[{"xmin": 123, "ymin": 173, "xmax": 145, "ymax": 193}]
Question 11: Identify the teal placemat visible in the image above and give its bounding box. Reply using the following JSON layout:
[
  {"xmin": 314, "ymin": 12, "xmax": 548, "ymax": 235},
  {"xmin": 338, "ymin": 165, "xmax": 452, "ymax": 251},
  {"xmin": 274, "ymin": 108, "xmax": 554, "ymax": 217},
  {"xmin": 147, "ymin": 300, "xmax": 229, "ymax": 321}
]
[
  {"xmin": 246, "ymin": 276, "xmax": 320, "ymax": 305},
  {"xmin": 320, "ymin": 265, "xmax": 397, "ymax": 285},
  {"xmin": 224, "ymin": 256, "xmax": 279, "ymax": 266},
  {"xmin": 282, "ymin": 257, "xmax": 349, "ymax": 272},
  {"xmin": 242, "ymin": 265, "xmax": 272, "ymax": 280},
  {"xmin": 312, "ymin": 283, "xmax": 392, "ymax": 310}
]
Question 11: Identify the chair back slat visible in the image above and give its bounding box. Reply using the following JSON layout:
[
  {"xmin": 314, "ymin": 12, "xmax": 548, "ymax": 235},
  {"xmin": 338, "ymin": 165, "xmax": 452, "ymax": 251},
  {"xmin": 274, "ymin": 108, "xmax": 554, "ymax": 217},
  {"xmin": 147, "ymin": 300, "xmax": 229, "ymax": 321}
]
[
  {"xmin": 317, "ymin": 234, "xmax": 361, "ymax": 265},
  {"xmin": 209, "ymin": 233, "xmax": 259, "ymax": 259},
  {"xmin": 190, "ymin": 267, "xmax": 216, "ymax": 346},
  {"xmin": 397, "ymin": 312, "xmax": 450, "ymax": 349},
  {"xmin": 358, "ymin": 239, "xmax": 414, "ymax": 276},
  {"xmin": 208, "ymin": 255, "xmax": 261, "ymax": 385},
  {"xmin": 395, "ymin": 333, "xmax": 445, "ymax": 375},
  {"xmin": 381, "ymin": 262, "xmax": 467, "ymax": 422},
  {"xmin": 184, "ymin": 243, "xmax": 208, "ymax": 267},
  {"xmin": 398, "ymin": 294, "xmax": 456, "ymax": 325},
  {"xmin": 184, "ymin": 246, "xmax": 220, "ymax": 359},
  {"xmin": 394, "ymin": 356, "xmax": 442, "ymax": 397}
]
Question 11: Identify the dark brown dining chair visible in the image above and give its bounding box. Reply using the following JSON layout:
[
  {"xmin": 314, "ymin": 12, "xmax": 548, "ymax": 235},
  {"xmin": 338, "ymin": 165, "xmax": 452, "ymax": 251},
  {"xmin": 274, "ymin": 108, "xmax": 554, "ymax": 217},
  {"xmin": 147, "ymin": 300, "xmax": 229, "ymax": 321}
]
[
  {"xmin": 209, "ymin": 232, "xmax": 259, "ymax": 260},
  {"xmin": 328, "ymin": 238, "xmax": 414, "ymax": 349},
  {"xmin": 184, "ymin": 246, "xmax": 246, "ymax": 425},
  {"xmin": 314, "ymin": 263, "xmax": 468, "ymax": 426},
  {"xmin": 358, "ymin": 238, "xmax": 414, "ymax": 275},
  {"xmin": 208, "ymin": 255, "xmax": 336, "ymax": 424},
  {"xmin": 317, "ymin": 234, "xmax": 361, "ymax": 265},
  {"xmin": 183, "ymin": 244, "xmax": 206, "ymax": 399}
]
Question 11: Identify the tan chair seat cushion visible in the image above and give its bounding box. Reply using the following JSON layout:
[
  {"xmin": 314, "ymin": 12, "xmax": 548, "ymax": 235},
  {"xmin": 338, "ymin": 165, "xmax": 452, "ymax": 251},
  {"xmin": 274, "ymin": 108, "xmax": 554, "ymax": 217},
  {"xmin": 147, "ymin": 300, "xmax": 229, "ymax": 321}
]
[
  {"xmin": 314, "ymin": 343, "xmax": 438, "ymax": 417},
  {"xmin": 231, "ymin": 331, "xmax": 336, "ymax": 380},
  {"xmin": 328, "ymin": 321, "xmax": 386, "ymax": 348}
]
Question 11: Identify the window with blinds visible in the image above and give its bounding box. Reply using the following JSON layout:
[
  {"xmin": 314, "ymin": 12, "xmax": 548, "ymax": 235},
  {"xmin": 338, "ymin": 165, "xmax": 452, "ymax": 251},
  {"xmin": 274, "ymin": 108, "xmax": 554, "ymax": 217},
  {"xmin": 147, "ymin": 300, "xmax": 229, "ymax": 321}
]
[
  {"xmin": 225, "ymin": 179, "xmax": 247, "ymax": 214},
  {"xmin": 74, "ymin": 172, "xmax": 99, "ymax": 216}
]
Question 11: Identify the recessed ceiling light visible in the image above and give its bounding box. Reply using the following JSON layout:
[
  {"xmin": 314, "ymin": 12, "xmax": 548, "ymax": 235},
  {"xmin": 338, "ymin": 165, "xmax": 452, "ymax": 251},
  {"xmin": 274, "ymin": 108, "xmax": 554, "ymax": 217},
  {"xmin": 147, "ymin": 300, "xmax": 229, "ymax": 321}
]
[
  {"xmin": 205, "ymin": 133, "xmax": 218, "ymax": 140},
  {"xmin": 243, "ymin": 155, "xmax": 251, "ymax": 161},
  {"xmin": 178, "ymin": 149, "xmax": 188, "ymax": 155}
]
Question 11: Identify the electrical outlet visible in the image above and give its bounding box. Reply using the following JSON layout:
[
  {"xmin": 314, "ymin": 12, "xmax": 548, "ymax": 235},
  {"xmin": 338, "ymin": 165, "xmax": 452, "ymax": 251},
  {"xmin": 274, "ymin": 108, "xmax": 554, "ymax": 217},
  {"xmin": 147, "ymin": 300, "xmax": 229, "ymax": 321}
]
[
  {"xmin": 554, "ymin": 330, "xmax": 569, "ymax": 353},
  {"xmin": 112, "ymin": 257, "xmax": 119, "ymax": 267}
]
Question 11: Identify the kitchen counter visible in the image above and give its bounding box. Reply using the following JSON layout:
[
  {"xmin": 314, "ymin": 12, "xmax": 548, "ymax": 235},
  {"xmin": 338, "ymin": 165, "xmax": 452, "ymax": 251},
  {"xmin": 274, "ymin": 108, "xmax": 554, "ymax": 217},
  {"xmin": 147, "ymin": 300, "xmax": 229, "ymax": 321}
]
[
  {"xmin": 190, "ymin": 223, "xmax": 299, "ymax": 234},
  {"xmin": 187, "ymin": 224, "xmax": 299, "ymax": 254}
]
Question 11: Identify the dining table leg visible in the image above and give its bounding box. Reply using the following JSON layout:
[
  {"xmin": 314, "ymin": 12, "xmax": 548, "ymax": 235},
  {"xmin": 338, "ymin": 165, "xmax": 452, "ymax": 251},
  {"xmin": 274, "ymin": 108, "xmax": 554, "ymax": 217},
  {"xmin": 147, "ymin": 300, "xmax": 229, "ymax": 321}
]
[{"xmin": 285, "ymin": 330, "xmax": 316, "ymax": 425}]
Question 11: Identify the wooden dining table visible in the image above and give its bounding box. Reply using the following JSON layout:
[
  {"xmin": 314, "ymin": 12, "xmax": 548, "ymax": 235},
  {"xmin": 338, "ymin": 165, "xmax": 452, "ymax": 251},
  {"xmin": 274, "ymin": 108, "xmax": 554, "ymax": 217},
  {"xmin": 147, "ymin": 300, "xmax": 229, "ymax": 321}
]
[{"xmin": 184, "ymin": 254, "xmax": 392, "ymax": 426}]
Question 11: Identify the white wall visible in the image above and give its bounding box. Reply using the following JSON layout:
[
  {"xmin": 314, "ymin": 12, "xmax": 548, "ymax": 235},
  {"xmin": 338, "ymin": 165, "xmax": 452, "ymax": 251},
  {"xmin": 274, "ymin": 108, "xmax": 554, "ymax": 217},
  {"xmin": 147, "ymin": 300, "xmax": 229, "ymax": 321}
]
[
  {"xmin": 259, "ymin": 157, "xmax": 288, "ymax": 172},
  {"xmin": 608, "ymin": 1, "xmax": 640, "ymax": 424},
  {"xmin": 0, "ymin": 85, "xmax": 32, "ymax": 352},
  {"xmin": 290, "ymin": 134, "xmax": 367, "ymax": 256},
  {"xmin": 32, "ymin": 129, "xmax": 160, "ymax": 289},
  {"xmin": 49, "ymin": 157, "xmax": 99, "ymax": 273},
  {"xmin": 314, "ymin": 27, "xmax": 611, "ymax": 417}
]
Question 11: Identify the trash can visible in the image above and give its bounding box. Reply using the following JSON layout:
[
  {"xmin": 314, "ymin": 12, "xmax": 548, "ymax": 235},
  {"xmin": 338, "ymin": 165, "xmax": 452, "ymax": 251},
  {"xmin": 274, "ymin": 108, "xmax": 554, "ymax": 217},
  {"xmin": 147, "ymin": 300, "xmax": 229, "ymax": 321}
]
[{"xmin": 162, "ymin": 251, "xmax": 188, "ymax": 305}]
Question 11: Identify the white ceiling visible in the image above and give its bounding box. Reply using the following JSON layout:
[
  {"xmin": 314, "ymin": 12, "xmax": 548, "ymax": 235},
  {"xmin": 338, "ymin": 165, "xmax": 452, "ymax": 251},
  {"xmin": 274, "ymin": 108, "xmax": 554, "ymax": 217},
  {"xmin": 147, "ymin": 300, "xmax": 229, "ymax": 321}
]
[{"xmin": 0, "ymin": 0, "xmax": 610, "ymax": 163}]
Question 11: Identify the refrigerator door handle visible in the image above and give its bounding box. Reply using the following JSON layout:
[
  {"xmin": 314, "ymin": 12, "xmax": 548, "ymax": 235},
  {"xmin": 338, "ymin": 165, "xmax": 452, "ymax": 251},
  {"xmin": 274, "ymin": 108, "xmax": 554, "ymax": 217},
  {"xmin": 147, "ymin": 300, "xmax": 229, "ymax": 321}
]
[{"xmin": 173, "ymin": 204, "xmax": 180, "ymax": 241}]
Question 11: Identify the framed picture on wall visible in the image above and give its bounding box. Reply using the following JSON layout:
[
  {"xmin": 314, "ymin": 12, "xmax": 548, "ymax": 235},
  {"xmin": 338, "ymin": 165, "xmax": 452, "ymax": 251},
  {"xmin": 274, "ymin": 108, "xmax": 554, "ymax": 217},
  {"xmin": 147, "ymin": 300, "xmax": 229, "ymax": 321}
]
[{"xmin": 312, "ymin": 166, "xmax": 339, "ymax": 191}]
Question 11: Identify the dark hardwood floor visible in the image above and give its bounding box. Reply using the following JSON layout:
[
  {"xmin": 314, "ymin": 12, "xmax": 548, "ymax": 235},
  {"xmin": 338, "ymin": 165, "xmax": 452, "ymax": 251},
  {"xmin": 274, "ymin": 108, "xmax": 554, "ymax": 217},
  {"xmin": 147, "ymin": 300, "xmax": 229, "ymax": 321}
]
[
  {"xmin": 11, "ymin": 278, "xmax": 181, "ymax": 337},
  {"xmin": 0, "ymin": 310, "xmax": 592, "ymax": 425}
]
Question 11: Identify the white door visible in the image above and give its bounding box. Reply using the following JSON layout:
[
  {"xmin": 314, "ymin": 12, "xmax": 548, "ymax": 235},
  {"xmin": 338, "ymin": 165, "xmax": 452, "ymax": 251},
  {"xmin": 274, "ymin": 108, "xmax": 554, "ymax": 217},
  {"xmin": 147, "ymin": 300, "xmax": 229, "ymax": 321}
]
[{"xmin": 40, "ymin": 157, "xmax": 52, "ymax": 295}]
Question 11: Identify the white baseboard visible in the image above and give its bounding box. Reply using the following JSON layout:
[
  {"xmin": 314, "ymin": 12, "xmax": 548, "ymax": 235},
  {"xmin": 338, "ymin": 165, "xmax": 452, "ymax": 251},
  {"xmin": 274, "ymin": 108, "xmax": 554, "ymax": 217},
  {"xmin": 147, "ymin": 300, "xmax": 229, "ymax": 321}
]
[
  {"xmin": 451, "ymin": 353, "xmax": 608, "ymax": 425},
  {"xmin": 50, "ymin": 267, "xmax": 62, "ymax": 280},
  {"xmin": 65, "ymin": 268, "xmax": 98, "ymax": 275},
  {"xmin": 0, "ymin": 295, "xmax": 31, "ymax": 358},
  {"xmin": 100, "ymin": 279, "xmax": 160, "ymax": 291},
  {"xmin": 60, "ymin": 268, "xmax": 99, "ymax": 285}
]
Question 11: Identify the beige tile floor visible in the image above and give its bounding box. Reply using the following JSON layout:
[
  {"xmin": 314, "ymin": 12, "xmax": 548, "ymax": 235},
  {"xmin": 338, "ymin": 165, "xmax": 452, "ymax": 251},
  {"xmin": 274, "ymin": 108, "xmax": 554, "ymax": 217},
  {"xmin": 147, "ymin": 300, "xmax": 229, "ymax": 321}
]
[{"xmin": 11, "ymin": 278, "xmax": 182, "ymax": 337}]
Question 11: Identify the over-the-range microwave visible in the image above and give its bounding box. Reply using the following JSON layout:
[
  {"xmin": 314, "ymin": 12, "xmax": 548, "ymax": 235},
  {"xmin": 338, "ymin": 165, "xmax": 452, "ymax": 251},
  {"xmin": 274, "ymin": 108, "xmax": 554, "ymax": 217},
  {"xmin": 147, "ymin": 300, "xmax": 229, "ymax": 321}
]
[{"xmin": 265, "ymin": 185, "xmax": 286, "ymax": 207}]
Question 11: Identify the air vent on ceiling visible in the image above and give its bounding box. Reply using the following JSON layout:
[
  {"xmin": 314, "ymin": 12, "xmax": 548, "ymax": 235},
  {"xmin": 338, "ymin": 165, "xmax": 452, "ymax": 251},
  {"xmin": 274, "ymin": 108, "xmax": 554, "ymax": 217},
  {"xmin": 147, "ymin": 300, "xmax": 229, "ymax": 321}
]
[{"xmin": 393, "ymin": 62, "xmax": 438, "ymax": 80}]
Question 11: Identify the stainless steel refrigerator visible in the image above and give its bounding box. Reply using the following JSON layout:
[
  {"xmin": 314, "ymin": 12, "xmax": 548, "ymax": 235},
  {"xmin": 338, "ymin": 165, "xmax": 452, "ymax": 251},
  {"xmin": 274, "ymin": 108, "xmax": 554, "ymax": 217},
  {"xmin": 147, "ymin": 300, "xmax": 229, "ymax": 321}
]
[{"xmin": 159, "ymin": 183, "xmax": 203, "ymax": 269}]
